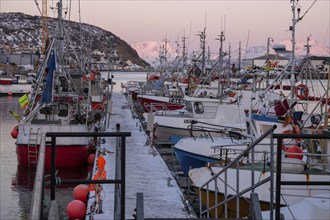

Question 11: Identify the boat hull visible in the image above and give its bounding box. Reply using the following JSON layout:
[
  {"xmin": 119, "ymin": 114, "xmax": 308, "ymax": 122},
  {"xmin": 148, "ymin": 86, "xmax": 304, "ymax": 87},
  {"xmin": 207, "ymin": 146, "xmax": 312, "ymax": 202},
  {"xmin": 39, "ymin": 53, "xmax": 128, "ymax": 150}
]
[
  {"xmin": 154, "ymin": 124, "xmax": 226, "ymax": 142},
  {"xmin": 196, "ymin": 188, "xmax": 273, "ymax": 218},
  {"xmin": 137, "ymin": 96, "xmax": 184, "ymax": 112},
  {"xmin": 173, "ymin": 147, "xmax": 218, "ymax": 176},
  {"xmin": 0, "ymin": 79, "xmax": 13, "ymax": 85},
  {"xmin": 16, "ymin": 144, "xmax": 88, "ymax": 168},
  {"xmin": 189, "ymin": 166, "xmax": 330, "ymax": 217}
]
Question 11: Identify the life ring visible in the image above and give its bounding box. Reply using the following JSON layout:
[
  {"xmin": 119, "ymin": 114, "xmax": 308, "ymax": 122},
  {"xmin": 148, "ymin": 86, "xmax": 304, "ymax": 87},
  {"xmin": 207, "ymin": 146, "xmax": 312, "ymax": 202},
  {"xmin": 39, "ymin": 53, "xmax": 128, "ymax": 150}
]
[
  {"xmin": 282, "ymin": 129, "xmax": 302, "ymax": 145},
  {"xmin": 93, "ymin": 103, "xmax": 104, "ymax": 110},
  {"xmin": 311, "ymin": 114, "xmax": 322, "ymax": 125},
  {"xmin": 294, "ymin": 84, "xmax": 309, "ymax": 100}
]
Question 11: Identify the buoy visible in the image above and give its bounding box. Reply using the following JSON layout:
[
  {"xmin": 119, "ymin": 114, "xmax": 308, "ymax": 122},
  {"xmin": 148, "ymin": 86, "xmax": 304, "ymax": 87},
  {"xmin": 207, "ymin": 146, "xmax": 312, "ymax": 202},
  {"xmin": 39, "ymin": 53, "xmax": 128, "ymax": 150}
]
[
  {"xmin": 66, "ymin": 200, "xmax": 86, "ymax": 219},
  {"xmin": 73, "ymin": 184, "xmax": 89, "ymax": 202},
  {"xmin": 11, "ymin": 126, "xmax": 19, "ymax": 139},
  {"xmin": 87, "ymin": 153, "xmax": 95, "ymax": 165},
  {"xmin": 8, "ymin": 92, "xmax": 13, "ymax": 96},
  {"xmin": 285, "ymin": 146, "xmax": 303, "ymax": 160}
]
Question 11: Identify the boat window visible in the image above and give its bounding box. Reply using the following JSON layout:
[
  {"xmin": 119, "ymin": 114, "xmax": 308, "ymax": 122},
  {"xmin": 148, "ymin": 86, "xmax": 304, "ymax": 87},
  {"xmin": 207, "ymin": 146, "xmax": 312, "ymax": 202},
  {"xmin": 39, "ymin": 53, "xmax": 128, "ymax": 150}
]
[
  {"xmin": 185, "ymin": 101, "xmax": 192, "ymax": 112},
  {"xmin": 58, "ymin": 103, "xmax": 68, "ymax": 117},
  {"xmin": 194, "ymin": 102, "xmax": 204, "ymax": 114}
]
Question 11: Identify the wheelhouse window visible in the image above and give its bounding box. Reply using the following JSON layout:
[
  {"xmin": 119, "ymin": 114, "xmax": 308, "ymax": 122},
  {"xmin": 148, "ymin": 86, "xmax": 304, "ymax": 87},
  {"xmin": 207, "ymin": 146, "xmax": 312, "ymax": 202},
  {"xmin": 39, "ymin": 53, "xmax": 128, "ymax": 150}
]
[
  {"xmin": 194, "ymin": 102, "xmax": 204, "ymax": 114},
  {"xmin": 58, "ymin": 103, "xmax": 68, "ymax": 117},
  {"xmin": 185, "ymin": 101, "xmax": 193, "ymax": 112}
]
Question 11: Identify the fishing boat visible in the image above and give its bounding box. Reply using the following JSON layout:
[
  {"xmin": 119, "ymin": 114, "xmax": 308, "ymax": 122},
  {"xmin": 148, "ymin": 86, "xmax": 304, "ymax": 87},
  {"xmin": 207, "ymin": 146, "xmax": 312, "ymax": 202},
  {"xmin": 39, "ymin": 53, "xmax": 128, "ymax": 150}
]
[
  {"xmin": 144, "ymin": 95, "xmax": 247, "ymax": 143},
  {"xmin": 0, "ymin": 74, "xmax": 14, "ymax": 85},
  {"xmin": 13, "ymin": 2, "xmax": 106, "ymax": 169}
]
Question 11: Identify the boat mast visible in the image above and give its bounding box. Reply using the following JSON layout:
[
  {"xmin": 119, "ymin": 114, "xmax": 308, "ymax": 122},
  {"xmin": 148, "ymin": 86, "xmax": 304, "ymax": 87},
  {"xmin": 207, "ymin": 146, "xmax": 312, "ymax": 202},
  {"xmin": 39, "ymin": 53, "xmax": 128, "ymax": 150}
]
[
  {"xmin": 56, "ymin": 0, "xmax": 64, "ymax": 64},
  {"xmin": 227, "ymin": 42, "xmax": 231, "ymax": 88},
  {"xmin": 289, "ymin": 0, "xmax": 298, "ymax": 105},
  {"xmin": 238, "ymin": 41, "xmax": 241, "ymax": 71},
  {"xmin": 303, "ymin": 35, "xmax": 312, "ymax": 86},
  {"xmin": 164, "ymin": 38, "xmax": 168, "ymax": 76},
  {"xmin": 216, "ymin": 31, "xmax": 225, "ymax": 100},
  {"xmin": 198, "ymin": 28, "xmax": 206, "ymax": 77},
  {"xmin": 266, "ymin": 37, "xmax": 273, "ymax": 88},
  {"xmin": 181, "ymin": 33, "xmax": 187, "ymax": 70}
]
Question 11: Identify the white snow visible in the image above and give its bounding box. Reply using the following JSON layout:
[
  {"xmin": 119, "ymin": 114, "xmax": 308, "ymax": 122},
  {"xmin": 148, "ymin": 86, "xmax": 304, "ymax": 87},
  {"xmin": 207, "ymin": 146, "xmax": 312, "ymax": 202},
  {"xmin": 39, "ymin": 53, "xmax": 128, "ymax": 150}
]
[
  {"xmin": 6, "ymin": 35, "xmax": 13, "ymax": 41},
  {"xmin": 87, "ymin": 92, "xmax": 194, "ymax": 219}
]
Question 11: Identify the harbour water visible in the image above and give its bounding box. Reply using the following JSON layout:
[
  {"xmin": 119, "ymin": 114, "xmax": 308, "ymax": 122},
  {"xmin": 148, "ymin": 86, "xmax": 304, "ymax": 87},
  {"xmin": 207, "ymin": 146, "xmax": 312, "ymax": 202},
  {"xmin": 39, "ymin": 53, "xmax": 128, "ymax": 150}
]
[{"xmin": 0, "ymin": 71, "xmax": 147, "ymax": 220}]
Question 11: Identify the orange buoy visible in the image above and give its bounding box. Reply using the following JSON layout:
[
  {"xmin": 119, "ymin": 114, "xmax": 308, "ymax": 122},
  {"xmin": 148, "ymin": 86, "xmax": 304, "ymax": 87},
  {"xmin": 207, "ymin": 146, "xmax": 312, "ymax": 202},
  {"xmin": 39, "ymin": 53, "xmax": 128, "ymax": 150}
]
[
  {"xmin": 73, "ymin": 184, "xmax": 89, "ymax": 203},
  {"xmin": 11, "ymin": 126, "xmax": 19, "ymax": 139},
  {"xmin": 66, "ymin": 200, "xmax": 86, "ymax": 219},
  {"xmin": 87, "ymin": 153, "xmax": 95, "ymax": 165},
  {"xmin": 285, "ymin": 146, "xmax": 303, "ymax": 160}
]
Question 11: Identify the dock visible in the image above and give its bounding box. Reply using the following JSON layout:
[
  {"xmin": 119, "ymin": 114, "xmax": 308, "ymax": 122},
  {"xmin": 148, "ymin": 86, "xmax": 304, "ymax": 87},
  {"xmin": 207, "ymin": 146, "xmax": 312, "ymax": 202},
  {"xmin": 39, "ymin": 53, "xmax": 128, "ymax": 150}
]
[{"xmin": 87, "ymin": 92, "xmax": 196, "ymax": 219}]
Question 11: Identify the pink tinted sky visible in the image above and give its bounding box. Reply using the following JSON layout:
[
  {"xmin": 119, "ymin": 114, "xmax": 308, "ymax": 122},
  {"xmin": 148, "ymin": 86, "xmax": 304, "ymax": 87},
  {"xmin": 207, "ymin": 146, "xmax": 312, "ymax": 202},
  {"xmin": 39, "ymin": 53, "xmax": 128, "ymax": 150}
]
[{"xmin": 1, "ymin": 0, "xmax": 329, "ymax": 52}]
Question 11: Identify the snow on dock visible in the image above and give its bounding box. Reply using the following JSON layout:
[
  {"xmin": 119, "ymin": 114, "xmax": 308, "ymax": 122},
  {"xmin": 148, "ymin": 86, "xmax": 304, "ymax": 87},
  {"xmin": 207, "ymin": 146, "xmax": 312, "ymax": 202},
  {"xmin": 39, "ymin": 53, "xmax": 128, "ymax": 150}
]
[{"xmin": 87, "ymin": 92, "xmax": 194, "ymax": 219}]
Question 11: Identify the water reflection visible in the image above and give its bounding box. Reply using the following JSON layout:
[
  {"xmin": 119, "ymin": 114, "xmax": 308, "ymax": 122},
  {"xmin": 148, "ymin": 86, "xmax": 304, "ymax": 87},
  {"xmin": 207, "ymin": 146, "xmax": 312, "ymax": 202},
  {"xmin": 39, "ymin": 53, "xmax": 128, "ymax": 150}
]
[{"xmin": 11, "ymin": 165, "xmax": 91, "ymax": 219}]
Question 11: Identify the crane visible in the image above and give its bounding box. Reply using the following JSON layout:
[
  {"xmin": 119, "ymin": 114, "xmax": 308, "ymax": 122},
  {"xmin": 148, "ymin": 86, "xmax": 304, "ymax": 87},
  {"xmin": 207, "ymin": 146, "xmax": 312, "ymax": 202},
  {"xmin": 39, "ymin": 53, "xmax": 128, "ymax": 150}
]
[
  {"xmin": 41, "ymin": 0, "xmax": 48, "ymax": 55},
  {"xmin": 33, "ymin": 0, "xmax": 48, "ymax": 56}
]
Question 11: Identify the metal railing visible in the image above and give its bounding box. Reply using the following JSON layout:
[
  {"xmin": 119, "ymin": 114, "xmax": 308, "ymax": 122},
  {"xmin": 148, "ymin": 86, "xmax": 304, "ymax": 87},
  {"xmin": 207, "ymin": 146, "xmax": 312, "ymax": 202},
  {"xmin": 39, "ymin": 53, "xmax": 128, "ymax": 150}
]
[
  {"xmin": 197, "ymin": 125, "xmax": 277, "ymax": 219},
  {"xmin": 29, "ymin": 133, "xmax": 46, "ymax": 220},
  {"xmin": 188, "ymin": 120, "xmax": 245, "ymax": 142},
  {"xmin": 273, "ymin": 131, "xmax": 330, "ymax": 220},
  {"xmin": 29, "ymin": 129, "xmax": 131, "ymax": 220}
]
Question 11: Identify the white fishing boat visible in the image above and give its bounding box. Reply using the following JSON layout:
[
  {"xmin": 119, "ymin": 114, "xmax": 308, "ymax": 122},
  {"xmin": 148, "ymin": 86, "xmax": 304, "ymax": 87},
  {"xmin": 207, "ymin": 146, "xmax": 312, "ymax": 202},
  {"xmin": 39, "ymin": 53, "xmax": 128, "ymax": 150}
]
[{"xmin": 144, "ymin": 95, "xmax": 247, "ymax": 143}]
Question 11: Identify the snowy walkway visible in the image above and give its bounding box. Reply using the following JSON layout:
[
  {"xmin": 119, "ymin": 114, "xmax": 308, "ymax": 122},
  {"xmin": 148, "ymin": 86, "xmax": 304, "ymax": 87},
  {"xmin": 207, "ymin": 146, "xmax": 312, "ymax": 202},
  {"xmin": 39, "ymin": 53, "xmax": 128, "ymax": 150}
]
[{"xmin": 89, "ymin": 92, "xmax": 194, "ymax": 219}]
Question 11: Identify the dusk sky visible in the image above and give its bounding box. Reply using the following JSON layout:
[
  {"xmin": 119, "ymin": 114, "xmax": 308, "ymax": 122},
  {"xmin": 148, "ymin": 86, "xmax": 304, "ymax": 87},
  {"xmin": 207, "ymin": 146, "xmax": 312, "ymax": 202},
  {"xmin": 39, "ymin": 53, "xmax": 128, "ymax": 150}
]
[{"xmin": 1, "ymin": 0, "xmax": 329, "ymax": 53}]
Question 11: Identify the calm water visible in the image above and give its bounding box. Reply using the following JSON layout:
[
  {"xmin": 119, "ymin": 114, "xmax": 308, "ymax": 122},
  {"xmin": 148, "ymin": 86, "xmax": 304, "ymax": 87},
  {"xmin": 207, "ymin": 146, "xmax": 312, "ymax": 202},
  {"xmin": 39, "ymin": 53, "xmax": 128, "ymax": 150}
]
[{"xmin": 0, "ymin": 71, "xmax": 147, "ymax": 220}]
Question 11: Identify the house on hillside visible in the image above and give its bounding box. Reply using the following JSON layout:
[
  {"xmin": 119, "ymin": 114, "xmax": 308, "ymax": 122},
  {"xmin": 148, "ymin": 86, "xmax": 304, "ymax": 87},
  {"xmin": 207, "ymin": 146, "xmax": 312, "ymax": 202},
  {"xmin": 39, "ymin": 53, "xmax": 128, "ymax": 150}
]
[{"xmin": 0, "ymin": 52, "xmax": 39, "ymax": 66}]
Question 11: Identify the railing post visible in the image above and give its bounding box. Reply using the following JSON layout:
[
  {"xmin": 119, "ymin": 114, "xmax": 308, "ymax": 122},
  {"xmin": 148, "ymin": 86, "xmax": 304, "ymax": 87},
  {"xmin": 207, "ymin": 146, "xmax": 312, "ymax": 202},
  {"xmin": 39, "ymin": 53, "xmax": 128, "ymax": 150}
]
[
  {"xmin": 269, "ymin": 130, "xmax": 275, "ymax": 220},
  {"xmin": 275, "ymin": 137, "xmax": 283, "ymax": 220},
  {"xmin": 50, "ymin": 136, "xmax": 56, "ymax": 201},
  {"xmin": 121, "ymin": 133, "xmax": 126, "ymax": 220},
  {"xmin": 250, "ymin": 193, "xmax": 262, "ymax": 220},
  {"xmin": 136, "ymin": 193, "xmax": 144, "ymax": 220},
  {"xmin": 114, "ymin": 124, "xmax": 121, "ymax": 220}
]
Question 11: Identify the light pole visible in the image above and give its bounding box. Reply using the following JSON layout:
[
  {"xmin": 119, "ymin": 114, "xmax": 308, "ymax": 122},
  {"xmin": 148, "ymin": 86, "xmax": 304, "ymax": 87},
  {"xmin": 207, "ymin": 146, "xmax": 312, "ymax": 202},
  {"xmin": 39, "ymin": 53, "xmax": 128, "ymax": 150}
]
[{"xmin": 105, "ymin": 36, "xmax": 114, "ymax": 128}]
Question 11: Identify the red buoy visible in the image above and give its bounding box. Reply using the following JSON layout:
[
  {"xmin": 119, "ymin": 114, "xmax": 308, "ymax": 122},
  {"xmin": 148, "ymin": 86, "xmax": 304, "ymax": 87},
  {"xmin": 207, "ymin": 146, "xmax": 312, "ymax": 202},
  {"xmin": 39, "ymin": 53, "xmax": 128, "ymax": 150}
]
[
  {"xmin": 11, "ymin": 126, "xmax": 18, "ymax": 139},
  {"xmin": 87, "ymin": 153, "xmax": 95, "ymax": 165},
  {"xmin": 286, "ymin": 146, "xmax": 303, "ymax": 160},
  {"xmin": 73, "ymin": 184, "xmax": 89, "ymax": 202},
  {"xmin": 66, "ymin": 200, "xmax": 86, "ymax": 219}
]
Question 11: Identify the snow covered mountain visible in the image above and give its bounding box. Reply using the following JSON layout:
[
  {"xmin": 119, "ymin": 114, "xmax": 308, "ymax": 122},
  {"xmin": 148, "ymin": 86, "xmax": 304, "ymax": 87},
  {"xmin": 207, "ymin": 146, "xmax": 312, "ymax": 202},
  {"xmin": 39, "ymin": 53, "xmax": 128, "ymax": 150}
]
[
  {"xmin": 133, "ymin": 39, "xmax": 329, "ymax": 64},
  {"xmin": 132, "ymin": 41, "xmax": 178, "ymax": 65}
]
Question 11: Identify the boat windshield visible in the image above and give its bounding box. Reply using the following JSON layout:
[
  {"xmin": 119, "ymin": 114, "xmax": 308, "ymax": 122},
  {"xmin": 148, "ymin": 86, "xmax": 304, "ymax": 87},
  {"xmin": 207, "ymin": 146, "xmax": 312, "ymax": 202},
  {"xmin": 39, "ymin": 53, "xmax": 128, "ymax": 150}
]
[{"xmin": 194, "ymin": 102, "xmax": 204, "ymax": 114}]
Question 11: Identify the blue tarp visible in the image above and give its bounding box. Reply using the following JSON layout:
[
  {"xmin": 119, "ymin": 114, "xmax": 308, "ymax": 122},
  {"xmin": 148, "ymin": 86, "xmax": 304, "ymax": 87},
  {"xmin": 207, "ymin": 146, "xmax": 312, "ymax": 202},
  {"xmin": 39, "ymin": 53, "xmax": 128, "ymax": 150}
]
[{"xmin": 42, "ymin": 52, "xmax": 56, "ymax": 103}]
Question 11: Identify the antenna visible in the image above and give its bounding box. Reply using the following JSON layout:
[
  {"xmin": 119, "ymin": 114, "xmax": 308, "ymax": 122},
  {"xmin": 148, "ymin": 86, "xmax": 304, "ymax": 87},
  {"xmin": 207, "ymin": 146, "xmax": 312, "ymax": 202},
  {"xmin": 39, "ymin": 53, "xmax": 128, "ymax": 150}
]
[{"xmin": 204, "ymin": 12, "xmax": 207, "ymax": 32}]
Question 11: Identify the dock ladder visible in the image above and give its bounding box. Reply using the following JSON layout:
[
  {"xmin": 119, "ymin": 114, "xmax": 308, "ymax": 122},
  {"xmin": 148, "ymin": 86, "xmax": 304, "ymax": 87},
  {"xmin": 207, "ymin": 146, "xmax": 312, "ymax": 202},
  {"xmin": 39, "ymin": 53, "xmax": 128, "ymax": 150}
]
[{"xmin": 28, "ymin": 127, "xmax": 41, "ymax": 169}]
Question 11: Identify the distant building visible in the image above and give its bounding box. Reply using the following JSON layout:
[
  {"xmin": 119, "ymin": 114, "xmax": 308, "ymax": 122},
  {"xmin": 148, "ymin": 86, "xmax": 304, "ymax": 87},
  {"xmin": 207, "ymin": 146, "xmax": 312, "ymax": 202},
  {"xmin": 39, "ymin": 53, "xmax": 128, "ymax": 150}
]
[
  {"xmin": 305, "ymin": 56, "xmax": 329, "ymax": 72},
  {"xmin": 253, "ymin": 54, "xmax": 289, "ymax": 67},
  {"xmin": 0, "ymin": 52, "xmax": 39, "ymax": 65},
  {"xmin": 300, "ymin": 56, "xmax": 329, "ymax": 79}
]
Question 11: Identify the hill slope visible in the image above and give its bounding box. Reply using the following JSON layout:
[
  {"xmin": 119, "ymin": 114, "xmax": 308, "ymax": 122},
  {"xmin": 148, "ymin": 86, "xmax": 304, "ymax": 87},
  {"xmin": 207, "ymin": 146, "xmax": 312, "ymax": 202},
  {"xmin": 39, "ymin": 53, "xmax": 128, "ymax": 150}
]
[{"xmin": 0, "ymin": 12, "xmax": 149, "ymax": 68}]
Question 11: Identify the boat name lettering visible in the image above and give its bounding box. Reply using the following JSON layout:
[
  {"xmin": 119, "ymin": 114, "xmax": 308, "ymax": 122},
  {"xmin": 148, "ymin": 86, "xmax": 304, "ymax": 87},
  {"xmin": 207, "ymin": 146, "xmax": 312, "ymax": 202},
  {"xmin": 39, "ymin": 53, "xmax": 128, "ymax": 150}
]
[
  {"xmin": 184, "ymin": 119, "xmax": 193, "ymax": 123},
  {"xmin": 169, "ymin": 98, "xmax": 183, "ymax": 104}
]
